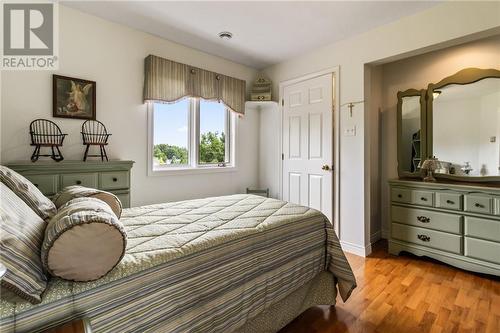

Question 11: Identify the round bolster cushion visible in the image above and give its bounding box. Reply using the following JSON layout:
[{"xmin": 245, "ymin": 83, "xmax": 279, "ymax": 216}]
[
  {"xmin": 41, "ymin": 197, "xmax": 127, "ymax": 282},
  {"xmin": 52, "ymin": 185, "xmax": 122, "ymax": 218}
]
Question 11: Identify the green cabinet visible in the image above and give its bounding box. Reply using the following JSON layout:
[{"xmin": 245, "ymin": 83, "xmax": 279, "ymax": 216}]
[
  {"xmin": 7, "ymin": 160, "xmax": 134, "ymax": 208},
  {"xmin": 389, "ymin": 179, "xmax": 500, "ymax": 276}
]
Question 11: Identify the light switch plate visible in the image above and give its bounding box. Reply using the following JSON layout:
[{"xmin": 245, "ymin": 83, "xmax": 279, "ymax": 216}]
[{"xmin": 344, "ymin": 126, "xmax": 356, "ymax": 136}]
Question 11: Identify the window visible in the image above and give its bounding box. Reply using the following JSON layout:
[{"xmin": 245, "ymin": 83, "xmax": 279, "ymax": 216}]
[{"xmin": 150, "ymin": 98, "xmax": 234, "ymax": 173}]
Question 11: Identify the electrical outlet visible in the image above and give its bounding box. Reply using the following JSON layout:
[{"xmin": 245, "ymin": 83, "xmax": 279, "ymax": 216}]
[{"xmin": 344, "ymin": 126, "xmax": 356, "ymax": 136}]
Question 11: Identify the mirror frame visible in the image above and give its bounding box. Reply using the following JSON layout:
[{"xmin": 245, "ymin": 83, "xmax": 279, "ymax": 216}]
[
  {"xmin": 427, "ymin": 67, "xmax": 500, "ymax": 183},
  {"xmin": 397, "ymin": 88, "xmax": 427, "ymax": 178}
]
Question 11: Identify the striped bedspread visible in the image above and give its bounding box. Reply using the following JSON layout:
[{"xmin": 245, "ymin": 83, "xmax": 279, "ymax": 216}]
[{"xmin": 0, "ymin": 194, "xmax": 356, "ymax": 332}]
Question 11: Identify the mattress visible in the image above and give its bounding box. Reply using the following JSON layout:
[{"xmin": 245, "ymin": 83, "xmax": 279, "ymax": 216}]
[{"xmin": 0, "ymin": 194, "xmax": 356, "ymax": 332}]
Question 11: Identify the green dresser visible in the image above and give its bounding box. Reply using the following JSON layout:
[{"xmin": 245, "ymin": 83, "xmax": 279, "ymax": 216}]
[
  {"xmin": 389, "ymin": 179, "xmax": 500, "ymax": 276},
  {"xmin": 7, "ymin": 160, "xmax": 134, "ymax": 208}
]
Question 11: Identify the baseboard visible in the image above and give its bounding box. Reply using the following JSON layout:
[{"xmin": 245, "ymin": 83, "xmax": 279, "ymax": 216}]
[
  {"xmin": 370, "ymin": 230, "xmax": 381, "ymax": 244},
  {"xmin": 340, "ymin": 240, "xmax": 372, "ymax": 257}
]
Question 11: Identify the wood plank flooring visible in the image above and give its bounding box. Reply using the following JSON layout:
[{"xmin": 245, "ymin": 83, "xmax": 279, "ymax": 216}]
[{"xmin": 279, "ymin": 240, "xmax": 500, "ymax": 333}]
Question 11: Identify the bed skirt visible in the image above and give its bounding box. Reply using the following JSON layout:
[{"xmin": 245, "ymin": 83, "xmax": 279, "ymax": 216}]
[{"xmin": 235, "ymin": 271, "xmax": 337, "ymax": 333}]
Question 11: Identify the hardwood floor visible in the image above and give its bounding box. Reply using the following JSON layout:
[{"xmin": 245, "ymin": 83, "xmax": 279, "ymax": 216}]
[{"xmin": 280, "ymin": 240, "xmax": 500, "ymax": 333}]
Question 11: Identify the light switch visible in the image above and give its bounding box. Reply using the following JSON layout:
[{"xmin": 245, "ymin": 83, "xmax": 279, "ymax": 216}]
[{"xmin": 344, "ymin": 126, "xmax": 356, "ymax": 136}]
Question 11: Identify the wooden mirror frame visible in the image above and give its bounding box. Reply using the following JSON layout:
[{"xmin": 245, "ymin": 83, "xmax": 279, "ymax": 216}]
[
  {"xmin": 397, "ymin": 88, "xmax": 427, "ymax": 178},
  {"xmin": 427, "ymin": 67, "xmax": 500, "ymax": 183}
]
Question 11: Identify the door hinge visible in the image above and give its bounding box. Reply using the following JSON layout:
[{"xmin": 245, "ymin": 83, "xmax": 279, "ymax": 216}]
[
  {"xmin": 281, "ymin": 153, "xmax": 284, "ymax": 160},
  {"xmin": 281, "ymin": 99, "xmax": 284, "ymax": 106}
]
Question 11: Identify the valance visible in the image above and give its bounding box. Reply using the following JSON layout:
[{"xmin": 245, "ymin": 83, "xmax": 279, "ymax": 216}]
[{"xmin": 143, "ymin": 55, "xmax": 246, "ymax": 115}]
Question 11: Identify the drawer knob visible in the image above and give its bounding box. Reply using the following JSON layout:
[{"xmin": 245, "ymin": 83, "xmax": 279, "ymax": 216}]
[
  {"xmin": 420, "ymin": 197, "xmax": 428, "ymax": 201},
  {"xmin": 446, "ymin": 200, "xmax": 454, "ymax": 204},
  {"xmin": 417, "ymin": 216, "xmax": 430, "ymax": 223},
  {"xmin": 397, "ymin": 194, "xmax": 402, "ymax": 198},
  {"xmin": 76, "ymin": 180, "xmax": 82, "ymax": 185},
  {"xmin": 475, "ymin": 203, "xmax": 484, "ymax": 208},
  {"xmin": 112, "ymin": 177, "xmax": 118, "ymax": 182},
  {"xmin": 417, "ymin": 234, "xmax": 430, "ymax": 242}
]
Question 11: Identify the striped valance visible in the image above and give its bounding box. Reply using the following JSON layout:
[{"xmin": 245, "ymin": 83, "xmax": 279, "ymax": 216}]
[{"xmin": 143, "ymin": 55, "xmax": 246, "ymax": 115}]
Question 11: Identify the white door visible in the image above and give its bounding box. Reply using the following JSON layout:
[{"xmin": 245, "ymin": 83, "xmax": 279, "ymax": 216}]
[{"xmin": 282, "ymin": 73, "xmax": 333, "ymax": 222}]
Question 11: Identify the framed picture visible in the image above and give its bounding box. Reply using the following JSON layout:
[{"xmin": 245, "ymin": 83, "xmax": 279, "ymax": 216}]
[{"xmin": 53, "ymin": 75, "xmax": 96, "ymax": 120}]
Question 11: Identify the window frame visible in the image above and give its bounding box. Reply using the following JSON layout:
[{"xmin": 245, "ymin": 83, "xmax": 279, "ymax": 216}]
[{"xmin": 148, "ymin": 98, "xmax": 237, "ymax": 176}]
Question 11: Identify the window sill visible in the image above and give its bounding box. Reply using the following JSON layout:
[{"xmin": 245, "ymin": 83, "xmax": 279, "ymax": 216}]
[{"xmin": 149, "ymin": 166, "xmax": 237, "ymax": 176}]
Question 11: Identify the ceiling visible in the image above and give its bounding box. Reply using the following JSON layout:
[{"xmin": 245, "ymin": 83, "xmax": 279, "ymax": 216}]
[{"xmin": 63, "ymin": 1, "xmax": 440, "ymax": 69}]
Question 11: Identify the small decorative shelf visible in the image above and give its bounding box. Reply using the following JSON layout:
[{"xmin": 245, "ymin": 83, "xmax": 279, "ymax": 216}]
[{"xmin": 245, "ymin": 101, "xmax": 279, "ymax": 110}]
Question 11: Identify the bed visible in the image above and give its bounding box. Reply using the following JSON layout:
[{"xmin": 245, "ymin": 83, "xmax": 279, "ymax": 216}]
[{"xmin": 0, "ymin": 194, "xmax": 356, "ymax": 333}]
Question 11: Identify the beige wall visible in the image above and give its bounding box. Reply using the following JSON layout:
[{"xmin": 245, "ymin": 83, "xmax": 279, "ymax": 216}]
[
  {"xmin": 0, "ymin": 5, "xmax": 259, "ymax": 206},
  {"xmin": 379, "ymin": 35, "xmax": 500, "ymax": 236},
  {"xmin": 264, "ymin": 1, "xmax": 500, "ymax": 255}
]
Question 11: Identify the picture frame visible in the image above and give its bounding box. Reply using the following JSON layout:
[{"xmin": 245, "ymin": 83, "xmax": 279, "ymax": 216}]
[{"xmin": 53, "ymin": 75, "xmax": 96, "ymax": 120}]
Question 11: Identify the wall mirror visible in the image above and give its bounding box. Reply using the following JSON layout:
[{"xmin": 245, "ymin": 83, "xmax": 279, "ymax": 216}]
[
  {"xmin": 427, "ymin": 68, "xmax": 500, "ymax": 181},
  {"xmin": 397, "ymin": 89, "xmax": 427, "ymax": 177}
]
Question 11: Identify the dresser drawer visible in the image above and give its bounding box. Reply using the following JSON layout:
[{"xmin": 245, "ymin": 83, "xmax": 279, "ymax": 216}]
[
  {"xmin": 25, "ymin": 174, "xmax": 59, "ymax": 196},
  {"xmin": 464, "ymin": 194, "xmax": 493, "ymax": 214},
  {"xmin": 465, "ymin": 237, "xmax": 500, "ymax": 265},
  {"xmin": 391, "ymin": 223, "xmax": 462, "ymax": 254},
  {"xmin": 465, "ymin": 216, "xmax": 500, "ymax": 242},
  {"xmin": 61, "ymin": 173, "xmax": 98, "ymax": 188},
  {"xmin": 114, "ymin": 193, "xmax": 130, "ymax": 208},
  {"xmin": 391, "ymin": 188, "xmax": 411, "ymax": 204},
  {"xmin": 99, "ymin": 172, "xmax": 129, "ymax": 190},
  {"xmin": 411, "ymin": 190, "xmax": 434, "ymax": 207},
  {"xmin": 435, "ymin": 192, "xmax": 463, "ymax": 211},
  {"xmin": 495, "ymin": 198, "xmax": 500, "ymax": 216},
  {"xmin": 391, "ymin": 205, "xmax": 462, "ymax": 234}
]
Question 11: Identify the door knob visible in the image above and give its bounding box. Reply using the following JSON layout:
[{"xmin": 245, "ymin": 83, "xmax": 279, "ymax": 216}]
[{"xmin": 322, "ymin": 165, "xmax": 331, "ymax": 171}]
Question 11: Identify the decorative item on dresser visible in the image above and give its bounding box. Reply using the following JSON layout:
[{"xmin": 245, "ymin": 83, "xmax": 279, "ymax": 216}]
[
  {"xmin": 29, "ymin": 119, "xmax": 67, "ymax": 162},
  {"xmin": 6, "ymin": 160, "xmax": 134, "ymax": 208},
  {"xmin": 420, "ymin": 157, "xmax": 440, "ymax": 182},
  {"xmin": 389, "ymin": 179, "xmax": 500, "ymax": 275},
  {"xmin": 81, "ymin": 120, "xmax": 112, "ymax": 161}
]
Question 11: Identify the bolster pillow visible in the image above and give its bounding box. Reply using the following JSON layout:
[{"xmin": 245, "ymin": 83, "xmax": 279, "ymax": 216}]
[
  {"xmin": 52, "ymin": 185, "xmax": 123, "ymax": 218},
  {"xmin": 41, "ymin": 197, "xmax": 127, "ymax": 282}
]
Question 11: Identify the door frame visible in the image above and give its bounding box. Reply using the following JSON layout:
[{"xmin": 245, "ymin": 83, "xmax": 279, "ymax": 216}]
[{"xmin": 278, "ymin": 66, "xmax": 340, "ymax": 236}]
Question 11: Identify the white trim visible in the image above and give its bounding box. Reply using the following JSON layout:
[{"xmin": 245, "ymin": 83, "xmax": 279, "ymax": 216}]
[
  {"xmin": 370, "ymin": 230, "xmax": 381, "ymax": 244},
  {"xmin": 278, "ymin": 66, "xmax": 341, "ymax": 237},
  {"xmin": 149, "ymin": 166, "xmax": 238, "ymax": 176},
  {"xmin": 340, "ymin": 240, "xmax": 372, "ymax": 257}
]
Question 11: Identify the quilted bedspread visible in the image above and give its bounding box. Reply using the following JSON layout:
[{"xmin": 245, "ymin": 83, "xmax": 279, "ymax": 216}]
[{"xmin": 1, "ymin": 194, "xmax": 356, "ymax": 333}]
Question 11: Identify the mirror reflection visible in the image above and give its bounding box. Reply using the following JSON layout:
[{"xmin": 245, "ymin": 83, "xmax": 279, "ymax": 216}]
[
  {"xmin": 433, "ymin": 78, "xmax": 500, "ymax": 176},
  {"xmin": 401, "ymin": 96, "xmax": 422, "ymax": 173}
]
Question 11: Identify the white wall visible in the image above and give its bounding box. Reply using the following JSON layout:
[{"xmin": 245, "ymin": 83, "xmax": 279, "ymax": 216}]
[
  {"xmin": 263, "ymin": 1, "xmax": 500, "ymax": 255},
  {"xmin": 252, "ymin": 103, "xmax": 281, "ymax": 199},
  {"xmin": 0, "ymin": 5, "xmax": 259, "ymax": 206}
]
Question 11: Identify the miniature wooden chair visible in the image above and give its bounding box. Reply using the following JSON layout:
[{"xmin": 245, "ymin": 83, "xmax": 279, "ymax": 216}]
[
  {"xmin": 81, "ymin": 120, "xmax": 111, "ymax": 161},
  {"xmin": 29, "ymin": 119, "xmax": 67, "ymax": 162}
]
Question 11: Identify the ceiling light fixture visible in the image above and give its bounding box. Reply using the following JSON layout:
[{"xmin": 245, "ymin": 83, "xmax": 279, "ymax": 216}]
[{"xmin": 218, "ymin": 31, "xmax": 233, "ymax": 40}]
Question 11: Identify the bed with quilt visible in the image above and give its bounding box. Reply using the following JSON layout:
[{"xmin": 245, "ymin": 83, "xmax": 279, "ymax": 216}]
[{"xmin": 1, "ymin": 188, "xmax": 356, "ymax": 332}]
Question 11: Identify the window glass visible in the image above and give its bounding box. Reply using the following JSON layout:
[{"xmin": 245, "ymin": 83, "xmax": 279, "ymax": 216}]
[
  {"xmin": 153, "ymin": 100, "xmax": 190, "ymax": 167},
  {"xmin": 199, "ymin": 99, "xmax": 228, "ymax": 164}
]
